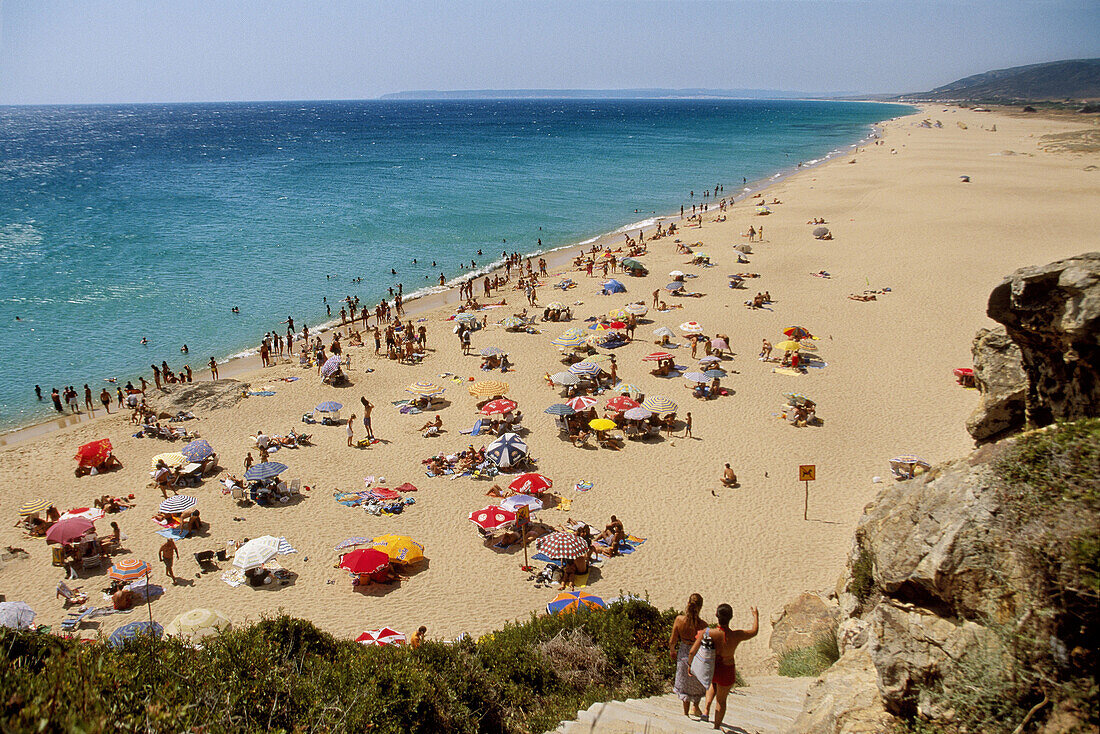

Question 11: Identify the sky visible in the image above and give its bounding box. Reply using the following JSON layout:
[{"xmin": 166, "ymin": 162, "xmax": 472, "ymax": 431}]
[{"xmin": 2, "ymin": 0, "xmax": 1098, "ymax": 104}]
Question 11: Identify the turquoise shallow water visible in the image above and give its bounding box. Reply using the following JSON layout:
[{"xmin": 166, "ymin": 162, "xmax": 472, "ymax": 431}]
[{"xmin": 0, "ymin": 99, "xmax": 910, "ymax": 429}]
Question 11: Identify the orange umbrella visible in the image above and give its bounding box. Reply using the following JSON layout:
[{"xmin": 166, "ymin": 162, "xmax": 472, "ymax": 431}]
[{"xmin": 74, "ymin": 439, "xmax": 112, "ymax": 468}]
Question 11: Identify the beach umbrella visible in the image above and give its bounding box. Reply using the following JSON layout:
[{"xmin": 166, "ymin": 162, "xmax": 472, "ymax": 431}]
[
  {"xmin": 568, "ymin": 361, "xmax": 602, "ymax": 376},
  {"xmin": 641, "ymin": 395, "xmax": 678, "ymax": 414},
  {"xmin": 232, "ymin": 535, "xmax": 281, "ymax": 570},
  {"xmin": 643, "ymin": 351, "xmax": 675, "ymax": 362},
  {"xmin": 59, "ymin": 506, "xmax": 105, "ymax": 522},
  {"xmin": 320, "ymin": 355, "xmax": 342, "ymax": 377},
  {"xmin": 548, "ymin": 371, "xmax": 581, "ymax": 387},
  {"xmin": 454, "ymin": 312, "xmax": 478, "ymax": 324},
  {"xmin": 508, "ymin": 473, "xmax": 553, "ymax": 494},
  {"xmin": 0, "ymin": 602, "xmax": 36, "ymax": 630},
  {"xmin": 699, "ymin": 355, "xmax": 721, "ymax": 364},
  {"xmin": 710, "ymin": 337, "xmax": 729, "ymax": 353},
  {"xmin": 602, "ymin": 279, "xmax": 625, "ymax": 293},
  {"xmin": 181, "ymin": 439, "xmax": 214, "ymax": 462},
  {"xmin": 469, "ymin": 506, "xmax": 516, "ymax": 531},
  {"xmin": 795, "ymin": 341, "xmax": 818, "ymax": 351},
  {"xmin": 108, "ymin": 621, "xmax": 163, "ymax": 649},
  {"xmin": 693, "ymin": 251, "xmax": 709, "ymax": 260},
  {"xmin": 479, "ymin": 346, "xmax": 505, "ymax": 357},
  {"xmin": 356, "ymin": 627, "xmax": 406, "ymax": 646},
  {"xmin": 783, "ymin": 326, "xmax": 815, "ymax": 340},
  {"xmin": 586, "ymin": 322, "xmax": 610, "ymax": 332},
  {"xmin": 775, "ymin": 340, "xmax": 802, "ymax": 352},
  {"xmin": 611, "ymin": 382, "xmax": 644, "ymax": 397},
  {"xmin": 669, "ymin": 270, "xmax": 684, "ymax": 277},
  {"xmin": 551, "ymin": 328, "xmax": 588, "ymax": 348},
  {"xmin": 469, "ymin": 380, "xmax": 509, "ymax": 398},
  {"xmin": 588, "ymin": 418, "xmax": 617, "ymax": 431},
  {"xmin": 891, "ymin": 455, "xmax": 930, "ymax": 466},
  {"xmin": 107, "ymin": 557, "xmax": 151, "ymax": 582},
  {"xmin": 736, "ymin": 244, "xmax": 753, "ymax": 254},
  {"xmin": 584, "ymin": 332, "xmax": 611, "ymax": 348},
  {"xmin": 682, "ymin": 372, "xmax": 709, "ymax": 383},
  {"xmin": 406, "ymin": 381, "xmax": 443, "ymax": 397},
  {"xmin": 159, "ymin": 495, "xmax": 197, "ymax": 514},
  {"xmin": 679, "ymin": 321, "xmax": 704, "ymax": 334},
  {"xmin": 783, "ymin": 393, "xmax": 813, "ymax": 406},
  {"xmin": 74, "ymin": 439, "xmax": 112, "ymax": 468},
  {"xmin": 624, "ymin": 303, "xmax": 648, "ymax": 316},
  {"xmin": 623, "ymin": 407, "xmax": 653, "ymax": 421},
  {"xmin": 334, "ymin": 537, "xmax": 371, "ymax": 552},
  {"xmin": 316, "ymin": 401, "xmax": 343, "ymax": 413},
  {"xmin": 813, "ymin": 226, "xmax": 830, "ymax": 238},
  {"xmin": 480, "ymin": 398, "xmax": 518, "ymax": 416},
  {"xmin": 499, "ymin": 316, "xmax": 525, "ymax": 330},
  {"xmin": 547, "ymin": 591, "xmax": 606, "ymax": 615},
  {"xmin": 501, "ymin": 494, "xmax": 544, "ymax": 513},
  {"xmin": 536, "ymin": 532, "xmax": 589, "ymax": 561},
  {"xmin": 244, "ymin": 461, "xmax": 288, "ymax": 481},
  {"xmin": 369, "ymin": 534, "xmax": 425, "ymax": 565},
  {"xmin": 652, "ymin": 326, "xmax": 675, "ymax": 338},
  {"xmin": 165, "ymin": 608, "xmax": 232, "ymax": 642},
  {"xmin": 339, "ymin": 548, "xmax": 391, "ymax": 575},
  {"xmin": 486, "ymin": 433, "xmax": 528, "ymax": 468},
  {"xmin": 46, "ymin": 517, "xmax": 95, "ymax": 545},
  {"xmin": 18, "ymin": 499, "xmax": 52, "ymax": 516},
  {"xmin": 151, "ymin": 452, "xmax": 187, "ymax": 470},
  {"xmin": 607, "ymin": 321, "xmax": 627, "ymax": 330},
  {"xmin": 665, "ymin": 282, "xmax": 685, "ymax": 292},
  {"xmin": 606, "ymin": 396, "xmax": 640, "ymax": 412},
  {"xmin": 565, "ymin": 396, "xmax": 598, "ymax": 411},
  {"xmin": 545, "ymin": 301, "xmax": 566, "ymax": 310},
  {"xmin": 607, "ymin": 308, "xmax": 629, "ymax": 321},
  {"xmin": 756, "ymin": 205, "xmax": 771, "ymax": 215},
  {"xmin": 544, "ymin": 403, "xmax": 575, "ymax": 417},
  {"xmin": 703, "ymin": 369, "xmax": 727, "ymax": 379}
]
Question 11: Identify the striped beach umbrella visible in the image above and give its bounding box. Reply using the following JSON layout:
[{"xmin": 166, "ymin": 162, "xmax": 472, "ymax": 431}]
[
  {"xmin": 547, "ymin": 591, "xmax": 606, "ymax": 615},
  {"xmin": 244, "ymin": 462, "xmax": 287, "ymax": 481},
  {"xmin": 795, "ymin": 341, "xmax": 818, "ymax": 351},
  {"xmin": 544, "ymin": 403, "xmax": 576, "ymax": 417},
  {"xmin": 624, "ymin": 303, "xmax": 648, "ymax": 316},
  {"xmin": 550, "ymin": 328, "xmax": 587, "ymax": 348},
  {"xmin": 334, "ymin": 537, "xmax": 371, "ymax": 552},
  {"xmin": 549, "ymin": 371, "xmax": 581, "ymax": 386},
  {"xmin": 406, "ymin": 381, "xmax": 443, "ymax": 397},
  {"xmin": 508, "ymin": 473, "xmax": 553, "ymax": 495},
  {"xmin": 698, "ymin": 355, "xmax": 721, "ymax": 365},
  {"xmin": 316, "ymin": 401, "xmax": 343, "ymax": 413},
  {"xmin": 643, "ymin": 351, "xmax": 674, "ymax": 362},
  {"xmin": 652, "ymin": 326, "xmax": 675, "ymax": 338},
  {"xmin": 232, "ymin": 536, "xmax": 281, "ymax": 570},
  {"xmin": 683, "ymin": 372, "xmax": 709, "ymax": 383},
  {"xmin": 679, "ymin": 321, "xmax": 704, "ymax": 334},
  {"xmin": 479, "ymin": 346, "xmax": 505, "ymax": 357},
  {"xmin": 623, "ymin": 407, "xmax": 653, "ymax": 420},
  {"xmin": 181, "ymin": 439, "xmax": 214, "ymax": 462},
  {"xmin": 545, "ymin": 301, "xmax": 566, "ymax": 310},
  {"xmin": 499, "ymin": 316, "xmax": 526, "ymax": 330},
  {"xmin": 18, "ymin": 499, "xmax": 53, "ymax": 516},
  {"xmin": 469, "ymin": 380, "xmax": 509, "ymax": 398},
  {"xmin": 606, "ymin": 396, "xmax": 640, "ymax": 412},
  {"xmin": 469, "ymin": 506, "xmax": 516, "ymax": 531},
  {"xmin": 501, "ymin": 494, "xmax": 544, "ymax": 513},
  {"xmin": 565, "ymin": 396, "xmax": 598, "ymax": 411},
  {"xmin": 607, "ymin": 308, "xmax": 629, "ymax": 321},
  {"xmin": 0, "ymin": 601, "xmax": 36, "ymax": 630},
  {"xmin": 320, "ymin": 355, "xmax": 342, "ymax": 377},
  {"xmin": 641, "ymin": 395, "xmax": 678, "ymax": 414},
  {"xmin": 165, "ymin": 609, "xmax": 232, "ymax": 642},
  {"xmin": 454, "ymin": 312, "xmax": 478, "ymax": 324},
  {"xmin": 480, "ymin": 398, "xmax": 518, "ymax": 416},
  {"xmin": 108, "ymin": 558, "xmax": 151, "ymax": 582},
  {"xmin": 339, "ymin": 548, "xmax": 391, "ymax": 575},
  {"xmin": 151, "ymin": 452, "xmax": 187, "ymax": 470},
  {"xmin": 357, "ymin": 627, "xmax": 406, "ymax": 646},
  {"xmin": 486, "ymin": 432, "xmax": 528, "ymax": 468},
  {"xmin": 611, "ymin": 382, "xmax": 643, "ymax": 397},
  {"xmin": 74, "ymin": 439, "xmax": 112, "ymax": 468},
  {"xmin": 536, "ymin": 532, "xmax": 589, "ymax": 561},
  {"xmin": 568, "ymin": 361, "xmax": 602, "ymax": 376},
  {"xmin": 370, "ymin": 534, "xmax": 425, "ymax": 565},
  {"xmin": 159, "ymin": 495, "xmax": 197, "ymax": 513},
  {"xmin": 108, "ymin": 621, "xmax": 163, "ymax": 649},
  {"xmin": 783, "ymin": 326, "xmax": 815, "ymax": 340}
]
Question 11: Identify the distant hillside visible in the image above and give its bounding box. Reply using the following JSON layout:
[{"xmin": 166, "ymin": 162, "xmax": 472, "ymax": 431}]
[
  {"xmin": 904, "ymin": 59, "xmax": 1100, "ymax": 102},
  {"xmin": 378, "ymin": 88, "xmax": 853, "ymax": 100}
]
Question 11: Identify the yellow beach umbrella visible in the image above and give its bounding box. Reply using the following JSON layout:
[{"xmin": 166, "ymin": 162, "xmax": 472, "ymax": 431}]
[
  {"xmin": 164, "ymin": 608, "xmax": 232, "ymax": 642},
  {"xmin": 589, "ymin": 418, "xmax": 617, "ymax": 431},
  {"xmin": 406, "ymin": 381, "xmax": 443, "ymax": 396},
  {"xmin": 370, "ymin": 534, "xmax": 425, "ymax": 565},
  {"xmin": 775, "ymin": 340, "xmax": 802, "ymax": 352},
  {"xmin": 19, "ymin": 499, "xmax": 53, "ymax": 516},
  {"xmin": 469, "ymin": 380, "xmax": 509, "ymax": 398},
  {"xmin": 607, "ymin": 308, "xmax": 629, "ymax": 321},
  {"xmin": 151, "ymin": 452, "xmax": 187, "ymax": 470}
]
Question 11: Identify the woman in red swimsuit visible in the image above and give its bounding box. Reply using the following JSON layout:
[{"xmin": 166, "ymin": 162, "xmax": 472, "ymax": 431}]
[{"xmin": 689, "ymin": 603, "xmax": 759, "ymax": 729}]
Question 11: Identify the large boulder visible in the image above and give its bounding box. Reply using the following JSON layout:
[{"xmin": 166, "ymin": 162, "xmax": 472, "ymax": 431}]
[
  {"xmin": 770, "ymin": 592, "xmax": 839, "ymax": 655},
  {"xmin": 145, "ymin": 379, "xmax": 247, "ymax": 415},
  {"xmin": 986, "ymin": 252, "xmax": 1100, "ymax": 428},
  {"xmin": 965, "ymin": 326, "xmax": 1026, "ymax": 442},
  {"xmin": 788, "ymin": 647, "xmax": 895, "ymax": 734}
]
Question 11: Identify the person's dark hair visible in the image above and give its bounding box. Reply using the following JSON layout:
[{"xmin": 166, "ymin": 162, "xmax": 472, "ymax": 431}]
[
  {"xmin": 417, "ymin": 625, "xmax": 427, "ymax": 634},
  {"xmin": 716, "ymin": 604, "xmax": 733, "ymax": 626}
]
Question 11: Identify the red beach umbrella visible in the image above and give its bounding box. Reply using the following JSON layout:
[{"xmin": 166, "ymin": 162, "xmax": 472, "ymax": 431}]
[
  {"xmin": 480, "ymin": 398, "xmax": 518, "ymax": 416},
  {"xmin": 469, "ymin": 505, "xmax": 516, "ymax": 531},
  {"xmin": 508, "ymin": 473, "xmax": 553, "ymax": 495},
  {"xmin": 565, "ymin": 396, "xmax": 598, "ymax": 411},
  {"xmin": 46, "ymin": 517, "xmax": 95, "ymax": 545},
  {"xmin": 643, "ymin": 352, "xmax": 674, "ymax": 362},
  {"xmin": 607, "ymin": 321, "xmax": 627, "ymax": 330},
  {"xmin": 536, "ymin": 532, "xmax": 589, "ymax": 560},
  {"xmin": 356, "ymin": 627, "xmax": 407, "ymax": 646},
  {"xmin": 339, "ymin": 549, "xmax": 391, "ymax": 576},
  {"xmin": 605, "ymin": 396, "xmax": 641, "ymax": 412},
  {"xmin": 74, "ymin": 439, "xmax": 112, "ymax": 468}
]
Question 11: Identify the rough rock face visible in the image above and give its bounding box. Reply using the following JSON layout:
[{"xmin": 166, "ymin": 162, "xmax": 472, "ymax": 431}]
[
  {"xmin": 986, "ymin": 252, "xmax": 1100, "ymax": 428},
  {"xmin": 770, "ymin": 592, "xmax": 839, "ymax": 656},
  {"xmin": 966, "ymin": 326, "xmax": 1027, "ymax": 442},
  {"xmin": 788, "ymin": 648, "xmax": 894, "ymax": 734},
  {"xmin": 145, "ymin": 379, "xmax": 247, "ymax": 416}
]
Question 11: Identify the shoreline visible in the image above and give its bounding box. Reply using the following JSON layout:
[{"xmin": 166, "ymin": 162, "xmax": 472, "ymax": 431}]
[{"xmin": 0, "ymin": 109, "xmax": 906, "ymax": 448}]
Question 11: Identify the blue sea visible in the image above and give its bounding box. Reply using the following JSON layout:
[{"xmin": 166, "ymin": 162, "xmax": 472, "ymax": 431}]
[{"xmin": 0, "ymin": 99, "xmax": 910, "ymax": 430}]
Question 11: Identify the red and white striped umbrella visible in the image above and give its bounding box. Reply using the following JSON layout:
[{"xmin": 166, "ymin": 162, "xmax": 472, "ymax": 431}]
[
  {"xmin": 469, "ymin": 506, "xmax": 516, "ymax": 531},
  {"xmin": 536, "ymin": 532, "xmax": 589, "ymax": 560},
  {"xmin": 642, "ymin": 351, "xmax": 675, "ymax": 362},
  {"xmin": 508, "ymin": 473, "xmax": 553, "ymax": 495},
  {"xmin": 480, "ymin": 398, "xmax": 518, "ymax": 416},
  {"xmin": 356, "ymin": 627, "xmax": 407, "ymax": 646},
  {"xmin": 605, "ymin": 396, "xmax": 640, "ymax": 412},
  {"xmin": 565, "ymin": 396, "xmax": 598, "ymax": 411},
  {"xmin": 108, "ymin": 558, "xmax": 151, "ymax": 582}
]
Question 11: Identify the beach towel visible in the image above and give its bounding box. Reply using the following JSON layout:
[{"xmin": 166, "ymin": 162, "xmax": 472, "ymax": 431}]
[
  {"xmin": 772, "ymin": 368, "xmax": 804, "ymax": 376},
  {"xmin": 555, "ymin": 498, "xmax": 573, "ymax": 511},
  {"xmin": 156, "ymin": 528, "xmax": 189, "ymax": 540},
  {"xmin": 246, "ymin": 391, "xmax": 276, "ymax": 397},
  {"xmin": 574, "ymin": 480, "xmax": 593, "ymax": 492},
  {"xmin": 221, "ymin": 569, "xmax": 247, "ymax": 587}
]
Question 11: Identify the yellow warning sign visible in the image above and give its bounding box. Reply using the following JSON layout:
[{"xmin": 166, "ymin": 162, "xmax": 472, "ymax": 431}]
[{"xmin": 799, "ymin": 465, "xmax": 816, "ymax": 482}]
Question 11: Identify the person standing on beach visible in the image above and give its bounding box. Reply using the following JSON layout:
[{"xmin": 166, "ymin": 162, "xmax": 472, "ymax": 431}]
[
  {"xmin": 51, "ymin": 388, "xmax": 63, "ymax": 412},
  {"xmin": 360, "ymin": 397, "xmax": 375, "ymax": 439},
  {"xmin": 669, "ymin": 593, "xmax": 708, "ymax": 718},
  {"xmin": 66, "ymin": 387, "xmax": 79, "ymax": 413},
  {"xmin": 347, "ymin": 415, "xmax": 356, "ymax": 447},
  {"xmin": 652, "ymin": 289, "xmax": 659, "ymax": 308},
  {"xmin": 209, "ymin": 357, "xmax": 219, "ymax": 380},
  {"xmin": 151, "ymin": 365, "xmax": 161, "ymax": 389},
  {"xmin": 159, "ymin": 538, "xmax": 179, "ymax": 582},
  {"xmin": 99, "ymin": 388, "xmax": 112, "ymax": 414},
  {"xmin": 683, "ymin": 412, "xmax": 692, "ymax": 438},
  {"xmin": 690, "ymin": 604, "xmax": 759, "ymax": 729},
  {"xmin": 83, "ymin": 385, "xmax": 95, "ymax": 415},
  {"xmin": 116, "ymin": 387, "xmax": 124, "ymax": 409}
]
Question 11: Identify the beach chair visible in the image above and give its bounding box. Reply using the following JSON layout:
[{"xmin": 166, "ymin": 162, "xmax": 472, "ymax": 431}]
[
  {"xmin": 288, "ymin": 478, "xmax": 301, "ymax": 495},
  {"xmin": 459, "ymin": 419, "xmax": 483, "ymax": 436},
  {"xmin": 193, "ymin": 550, "xmax": 219, "ymax": 573},
  {"xmin": 56, "ymin": 581, "xmax": 87, "ymax": 607},
  {"xmin": 231, "ymin": 486, "xmax": 251, "ymax": 505},
  {"xmin": 81, "ymin": 554, "xmax": 102, "ymax": 571}
]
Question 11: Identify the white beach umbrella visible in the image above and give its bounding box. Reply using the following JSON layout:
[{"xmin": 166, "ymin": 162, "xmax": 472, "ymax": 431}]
[{"xmin": 232, "ymin": 535, "xmax": 281, "ymax": 570}]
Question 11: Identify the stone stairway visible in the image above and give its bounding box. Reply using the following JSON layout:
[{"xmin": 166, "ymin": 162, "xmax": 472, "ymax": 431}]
[{"xmin": 549, "ymin": 676, "xmax": 811, "ymax": 734}]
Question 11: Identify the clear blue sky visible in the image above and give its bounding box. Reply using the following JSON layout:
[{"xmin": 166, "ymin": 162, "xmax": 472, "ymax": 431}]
[{"xmin": 2, "ymin": 0, "xmax": 1098, "ymax": 104}]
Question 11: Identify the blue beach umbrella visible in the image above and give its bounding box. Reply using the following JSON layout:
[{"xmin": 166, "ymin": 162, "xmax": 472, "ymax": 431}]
[
  {"xmin": 547, "ymin": 590, "xmax": 606, "ymax": 615},
  {"xmin": 316, "ymin": 401, "xmax": 343, "ymax": 413},
  {"xmin": 568, "ymin": 361, "xmax": 602, "ymax": 376},
  {"xmin": 544, "ymin": 404, "xmax": 576, "ymax": 417},
  {"xmin": 485, "ymin": 432, "xmax": 528, "ymax": 468},
  {"xmin": 665, "ymin": 282, "xmax": 685, "ymax": 292},
  {"xmin": 682, "ymin": 372, "xmax": 709, "ymax": 383},
  {"xmin": 602, "ymin": 279, "xmax": 626, "ymax": 294},
  {"xmin": 180, "ymin": 439, "xmax": 214, "ymax": 462},
  {"xmin": 703, "ymin": 369, "xmax": 727, "ymax": 379},
  {"xmin": 321, "ymin": 355, "xmax": 341, "ymax": 377},
  {"xmin": 108, "ymin": 621, "xmax": 163, "ymax": 649},
  {"xmin": 245, "ymin": 462, "xmax": 288, "ymax": 482},
  {"xmin": 0, "ymin": 601, "xmax": 36, "ymax": 630}
]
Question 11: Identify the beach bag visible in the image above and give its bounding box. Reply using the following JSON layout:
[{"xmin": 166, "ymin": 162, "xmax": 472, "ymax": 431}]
[{"xmin": 690, "ymin": 629, "xmax": 715, "ymax": 689}]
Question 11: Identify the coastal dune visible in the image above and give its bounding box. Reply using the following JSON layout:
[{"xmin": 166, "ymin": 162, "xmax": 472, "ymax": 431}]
[{"xmin": 1, "ymin": 105, "xmax": 1096, "ymax": 672}]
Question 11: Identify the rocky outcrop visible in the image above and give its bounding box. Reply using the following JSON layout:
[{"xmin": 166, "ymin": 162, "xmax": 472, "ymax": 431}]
[
  {"xmin": 770, "ymin": 592, "xmax": 838, "ymax": 656},
  {"xmin": 788, "ymin": 648, "xmax": 893, "ymax": 734},
  {"xmin": 966, "ymin": 326, "xmax": 1027, "ymax": 442},
  {"xmin": 145, "ymin": 379, "xmax": 247, "ymax": 416},
  {"xmin": 986, "ymin": 252, "xmax": 1100, "ymax": 429}
]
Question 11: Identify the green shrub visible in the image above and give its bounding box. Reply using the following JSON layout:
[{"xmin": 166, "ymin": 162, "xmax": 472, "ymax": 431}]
[
  {"xmin": 777, "ymin": 629, "xmax": 840, "ymax": 678},
  {"xmin": 850, "ymin": 545, "xmax": 876, "ymax": 605}
]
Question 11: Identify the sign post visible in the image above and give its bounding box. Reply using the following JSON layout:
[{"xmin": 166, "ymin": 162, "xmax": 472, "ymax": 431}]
[
  {"xmin": 799, "ymin": 465, "xmax": 816, "ymax": 520},
  {"xmin": 516, "ymin": 505, "xmax": 532, "ymax": 571}
]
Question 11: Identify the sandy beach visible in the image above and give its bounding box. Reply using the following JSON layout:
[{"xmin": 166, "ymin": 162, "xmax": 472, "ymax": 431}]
[{"xmin": 2, "ymin": 104, "xmax": 1096, "ymax": 672}]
